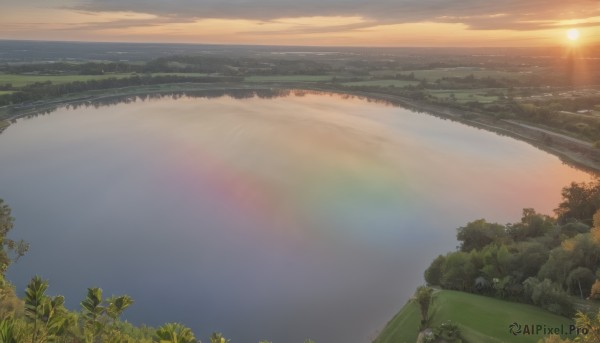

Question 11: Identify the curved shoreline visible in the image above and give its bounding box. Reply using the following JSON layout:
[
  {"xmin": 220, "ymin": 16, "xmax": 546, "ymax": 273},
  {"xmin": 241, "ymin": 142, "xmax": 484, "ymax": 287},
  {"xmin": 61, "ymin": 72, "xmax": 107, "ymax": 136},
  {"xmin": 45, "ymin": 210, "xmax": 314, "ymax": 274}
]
[{"xmin": 3, "ymin": 81, "xmax": 600, "ymax": 174}]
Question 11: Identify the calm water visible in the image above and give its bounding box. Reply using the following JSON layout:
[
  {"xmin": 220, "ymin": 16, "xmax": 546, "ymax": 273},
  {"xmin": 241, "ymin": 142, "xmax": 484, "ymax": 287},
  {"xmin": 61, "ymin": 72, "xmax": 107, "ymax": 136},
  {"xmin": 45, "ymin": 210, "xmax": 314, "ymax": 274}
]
[{"xmin": 0, "ymin": 90, "xmax": 591, "ymax": 342}]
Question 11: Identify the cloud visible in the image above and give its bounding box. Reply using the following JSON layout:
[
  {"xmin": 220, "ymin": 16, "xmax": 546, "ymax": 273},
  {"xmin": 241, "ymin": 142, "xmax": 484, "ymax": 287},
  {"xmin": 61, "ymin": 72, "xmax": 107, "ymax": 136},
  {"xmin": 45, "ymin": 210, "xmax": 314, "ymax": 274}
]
[{"xmin": 71, "ymin": 0, "xmax": 600, "ymax": 31}]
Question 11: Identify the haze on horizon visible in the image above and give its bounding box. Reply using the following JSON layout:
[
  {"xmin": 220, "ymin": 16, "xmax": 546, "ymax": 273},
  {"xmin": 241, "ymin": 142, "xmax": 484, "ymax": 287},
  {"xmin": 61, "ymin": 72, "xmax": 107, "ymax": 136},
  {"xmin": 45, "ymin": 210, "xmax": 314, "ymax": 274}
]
[{"xmin": 1, "ymin": 0, "xmax": 599, "ymax": 47}]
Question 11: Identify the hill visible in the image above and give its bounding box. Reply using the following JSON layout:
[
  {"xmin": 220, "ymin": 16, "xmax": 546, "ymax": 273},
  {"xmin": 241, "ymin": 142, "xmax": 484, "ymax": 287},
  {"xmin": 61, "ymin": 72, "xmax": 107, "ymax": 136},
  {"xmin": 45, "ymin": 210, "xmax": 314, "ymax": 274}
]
[{"xmin": 374, "ymin": 290, "xmax": 577, "ymax": 343}]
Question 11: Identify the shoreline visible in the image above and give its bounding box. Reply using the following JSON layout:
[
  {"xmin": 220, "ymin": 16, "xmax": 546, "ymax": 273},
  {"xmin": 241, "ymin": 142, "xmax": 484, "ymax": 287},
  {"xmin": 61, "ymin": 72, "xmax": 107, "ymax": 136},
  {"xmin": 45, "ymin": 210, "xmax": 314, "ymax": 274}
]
[{"xmin": 3, "ymin": 81, "xmax": 600, "ymax": 174}]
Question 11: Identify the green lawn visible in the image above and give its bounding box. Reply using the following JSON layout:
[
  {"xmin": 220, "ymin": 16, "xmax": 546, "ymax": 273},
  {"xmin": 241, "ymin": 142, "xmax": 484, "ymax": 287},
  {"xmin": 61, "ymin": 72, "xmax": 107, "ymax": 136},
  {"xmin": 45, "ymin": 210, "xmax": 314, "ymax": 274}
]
[
  {"xmin": 244, "ymin": 75, "xmax": 333, "ymax": 82},
  {"xmin": 375, "ymin": 290, "xmax": 576, "ymax": 343},
  {"xmin": 342, "ymin": 79, "xmax": 420, "ymax": 87},
  {"xmin": 0, "ymin": 73, "xmax": 137, "ymax": 87},
  {"xmin": 0, "ymin": 91, "xmax": 14, "ymax": 95}
]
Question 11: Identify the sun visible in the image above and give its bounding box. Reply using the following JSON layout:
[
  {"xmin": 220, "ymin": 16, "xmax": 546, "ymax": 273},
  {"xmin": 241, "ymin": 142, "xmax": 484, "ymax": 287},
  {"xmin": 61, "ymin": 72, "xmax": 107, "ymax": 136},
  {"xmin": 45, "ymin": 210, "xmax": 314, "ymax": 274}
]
[{"xmin": 567, "ymin": 28, "xmax": 580, "ymax": 41}]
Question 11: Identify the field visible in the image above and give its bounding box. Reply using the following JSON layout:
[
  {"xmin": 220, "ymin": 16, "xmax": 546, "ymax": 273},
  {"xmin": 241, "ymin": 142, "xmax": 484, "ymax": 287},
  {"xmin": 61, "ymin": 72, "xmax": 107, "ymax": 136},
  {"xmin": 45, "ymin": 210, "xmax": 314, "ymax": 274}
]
[
  {"xmin": 244, "ymin": 75, "xmax": 333, "ymax": 82},
  {"xmin": 428, "ymin": 89, "xmax": 502, "ymax": 103},
  {"xmin": 0, "ymin": 72, "xmax": 223, "ymax": 89},
  {"xmin": 0, "ymin": 73, "xmax": 136, "ymax": 87},
  {"xmin": 341, "ymin": 79, "xmax": 420, "ymax": 87},
  {"xmin": 374, "ymin": 290, "xmax": 576, "ymax": 343},
  {"xmin": 370, "ymin": 68, "xmax": 526, "ymax": 80}
]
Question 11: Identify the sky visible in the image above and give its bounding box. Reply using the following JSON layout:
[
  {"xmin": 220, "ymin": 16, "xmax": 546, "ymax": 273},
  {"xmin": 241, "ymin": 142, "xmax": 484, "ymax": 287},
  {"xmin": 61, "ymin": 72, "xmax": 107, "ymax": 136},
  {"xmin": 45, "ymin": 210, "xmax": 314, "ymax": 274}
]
[{"xmin": 1, "ymin": 0, "xmax": 599, "ymax": 47}]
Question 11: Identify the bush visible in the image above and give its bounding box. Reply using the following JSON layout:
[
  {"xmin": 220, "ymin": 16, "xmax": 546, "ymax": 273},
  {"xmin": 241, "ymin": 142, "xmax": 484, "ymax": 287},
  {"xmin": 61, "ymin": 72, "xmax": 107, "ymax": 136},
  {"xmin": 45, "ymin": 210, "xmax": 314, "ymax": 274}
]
[{"xmin": 523, "ymin": 278, "xmax": 574, "ymax": 317}]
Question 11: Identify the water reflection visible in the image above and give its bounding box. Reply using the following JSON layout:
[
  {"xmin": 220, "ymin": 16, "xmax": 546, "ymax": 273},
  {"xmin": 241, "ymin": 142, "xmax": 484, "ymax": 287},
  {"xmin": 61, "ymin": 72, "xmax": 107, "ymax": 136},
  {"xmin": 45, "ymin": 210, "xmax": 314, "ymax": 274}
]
[{"xmin": 0, "ymin": 91, "xmax": 592, "ymax": 342}]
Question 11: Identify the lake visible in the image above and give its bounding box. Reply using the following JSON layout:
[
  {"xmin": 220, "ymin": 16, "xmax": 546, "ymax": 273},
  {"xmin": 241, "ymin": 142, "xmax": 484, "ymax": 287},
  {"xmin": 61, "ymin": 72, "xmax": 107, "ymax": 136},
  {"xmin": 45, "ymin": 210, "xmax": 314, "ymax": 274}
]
[{"xmin": 0, "ymin": 90, "xmax": 591, "ymax": 342}]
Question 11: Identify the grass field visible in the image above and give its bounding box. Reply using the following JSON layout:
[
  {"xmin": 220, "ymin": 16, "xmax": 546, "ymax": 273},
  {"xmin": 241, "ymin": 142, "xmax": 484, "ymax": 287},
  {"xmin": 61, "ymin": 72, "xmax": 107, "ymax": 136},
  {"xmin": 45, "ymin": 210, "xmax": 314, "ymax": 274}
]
[
  {"xmin": 0, "ymin": 73, "xmax": 137, "ymax": 87},
  {"xmin": 374, "ymin": 290, "xmax": 576, "ymax": 343},
  {"xmin": 0, "ymin": 91, "xmax": 14, "ymax": 95},
  {"xmin": 370, "ymin": 68, "xmax": 523, "ymax": 81},
  {"xmin": 341, "ymin": 79, "xmax": 420, "ymax": 87},
  {"xmin": 244, "ymin": 75, "xmax": 333, "ymax": 82}
]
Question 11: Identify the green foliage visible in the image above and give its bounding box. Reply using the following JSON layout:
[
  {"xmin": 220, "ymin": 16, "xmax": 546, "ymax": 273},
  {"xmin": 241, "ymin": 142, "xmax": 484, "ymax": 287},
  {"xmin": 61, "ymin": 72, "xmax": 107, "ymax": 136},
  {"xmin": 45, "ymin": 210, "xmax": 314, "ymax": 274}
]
[
  {"xmin": 424, "ymin": 255, "xmax": 445, "ymax": 286},
  {"xmin": 81, "ymin": 287, "xmax": 104, "ymax": 338},
  {"xmin": 415, "ymin": 286, "xmax": 434, "ymax": 327},
  {"xmin": 0, "ymin": 199, "xmax": 28, "ymax": 273},
  {"xmin": 573, "ymin": 310, "xmax": 600, "ymax": 343},
  {"xmin": 432, "ymin": 321, "xmax": 461, "ymax": 342},
  {"xmin": 426, "ymin": 178, "xmax": 600, "ymax": 320},
  {"xmin": 523, "ymin": 278, "xmax": 574, "ymax": 317},
  {"xmin": 440, "ymin": 252, "xmax": 476, "ymax": 291},
  {"xmin": 566, "ymin": 267, "xmax": 596, "ymax": 299},
  {"xmin": 106, "ymin": 295, "xmax": 134, "ymax": 322},
  {"xmin": 555, "ymin": 181, "xmax": 600, "ymax": 225},
  {"xmin": 23, "ymin": 276, "xmax": 71, "ymax": 342},
  {"xmin": 209, "ymin": 332, "xmax": 230, "ymax": 343},
  {"xmin": 0, "ymin": 278, "xmax": 23, "ymax": 320},
  {"xmin": 456, "ymin": 219, "xmax": 507, "ymax": 252},
  {"xmin": 480, "ymin": 244, "xmax": 512, "ymax": 280},
  {"xmin": 507, "ymin": 209, "xmax": 555, "ymax": 241},
  {"xmin": 156, "ymin": 323, "xmax": 197, "ymax": 343},
  {"xmin": 24, "ymin": 276, "xmax": 47, "ymax": 342},
  {"xmin": 559, "ymin": 221, "xmax": 590, "ymax": 238},
  {"xmin": 0, "ymin": 319, "xmax": 20, "ymax": 343}
]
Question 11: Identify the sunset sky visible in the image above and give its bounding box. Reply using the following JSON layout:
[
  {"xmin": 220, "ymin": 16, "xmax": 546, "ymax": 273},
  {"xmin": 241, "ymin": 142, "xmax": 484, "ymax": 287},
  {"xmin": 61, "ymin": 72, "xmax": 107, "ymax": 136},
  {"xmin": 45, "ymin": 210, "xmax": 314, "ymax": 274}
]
[{"xmin": 1, "ymin": 0, "xmax": 599, "ymax": 46}]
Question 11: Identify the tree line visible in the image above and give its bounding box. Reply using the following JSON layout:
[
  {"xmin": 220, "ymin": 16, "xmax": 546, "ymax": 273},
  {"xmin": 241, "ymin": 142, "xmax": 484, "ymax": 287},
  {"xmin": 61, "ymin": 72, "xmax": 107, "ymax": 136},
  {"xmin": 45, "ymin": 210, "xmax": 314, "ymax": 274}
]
[
  {"xmin": 424, "ymin": 180, "xmax": 600, "ymax": 319},
  {"xmin": 0, "ymin": 75, "xmax": 243, "ymax": 107}
]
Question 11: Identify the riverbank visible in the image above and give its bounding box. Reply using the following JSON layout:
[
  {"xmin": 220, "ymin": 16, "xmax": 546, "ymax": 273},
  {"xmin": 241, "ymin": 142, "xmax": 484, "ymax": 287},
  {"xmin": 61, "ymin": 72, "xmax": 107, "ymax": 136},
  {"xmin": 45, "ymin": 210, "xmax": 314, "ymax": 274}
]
[{"xmin": 3, "ymin": 81, "xmax": 600, "ymax": 174}]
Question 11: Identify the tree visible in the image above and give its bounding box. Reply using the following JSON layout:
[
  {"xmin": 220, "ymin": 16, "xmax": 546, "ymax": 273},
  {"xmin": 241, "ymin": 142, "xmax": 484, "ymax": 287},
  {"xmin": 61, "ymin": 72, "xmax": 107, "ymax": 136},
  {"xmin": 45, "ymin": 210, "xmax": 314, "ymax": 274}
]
[
  {"xmin": 523, "ymin": 278, "xmax": 573, "ymax": 316},
  {"xmin": 155, "ymin": 323, "xmax": 197, "ymax": 343},
  {"xmin": 440, "ymin": 252, "xmax": 476, "ymax": 291},
  {"xmin": 424, "ymin": 255, "xmax": 445, "ymax": 286},
  {"xmin": 480, "ymin": 244, "xmax": 512, "ymax": 280},
  {"xmin": 0, "ymin": 199, "xmax": 28, "ymax": 273},
  {"xmin": 24, "ymin": 276, "xmax": 68, "ymax": 342},
  {"xmin": 555, "ymin": 181, "xmax": 600, "ymax": 224},
  {"xmin": 456, "ymin": 219, "xmax": 507, "ymax": 252},
  {"xmin": 24, "ymin": 276, "xmax": 47, "ymax": 343},
  {"xmin": 515, "ymin": 208, "xmax": 555, "ymax": 239},
  {"xmin": 81, "ymin": 287, "xmax": 104, "ymax": 337},
  {"xmin": 415, "ymin": 286, "xmax": 434, "ymax": 327},
  {"xmin": 209, "ymin": 332, "xmax": 230, "ymax": 343},
  {"xmin": 106, "ymin": 295, "xmax": 134, "ymax": 326},
  {"xmin": 567, "ymin": 267, "xmax": 596, "ymax": 299},
  {"xmin": 573, "ymin": 310, "xmax": 600, "ymax": 343}
]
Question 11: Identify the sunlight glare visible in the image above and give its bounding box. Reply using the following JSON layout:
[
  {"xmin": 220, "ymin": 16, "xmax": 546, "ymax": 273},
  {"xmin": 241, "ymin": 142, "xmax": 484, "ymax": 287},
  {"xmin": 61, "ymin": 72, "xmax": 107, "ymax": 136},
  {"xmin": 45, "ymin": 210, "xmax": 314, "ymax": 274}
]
[{"xmin": 567, "ymin": 28, "xmax": 580, "ymax": 41}]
